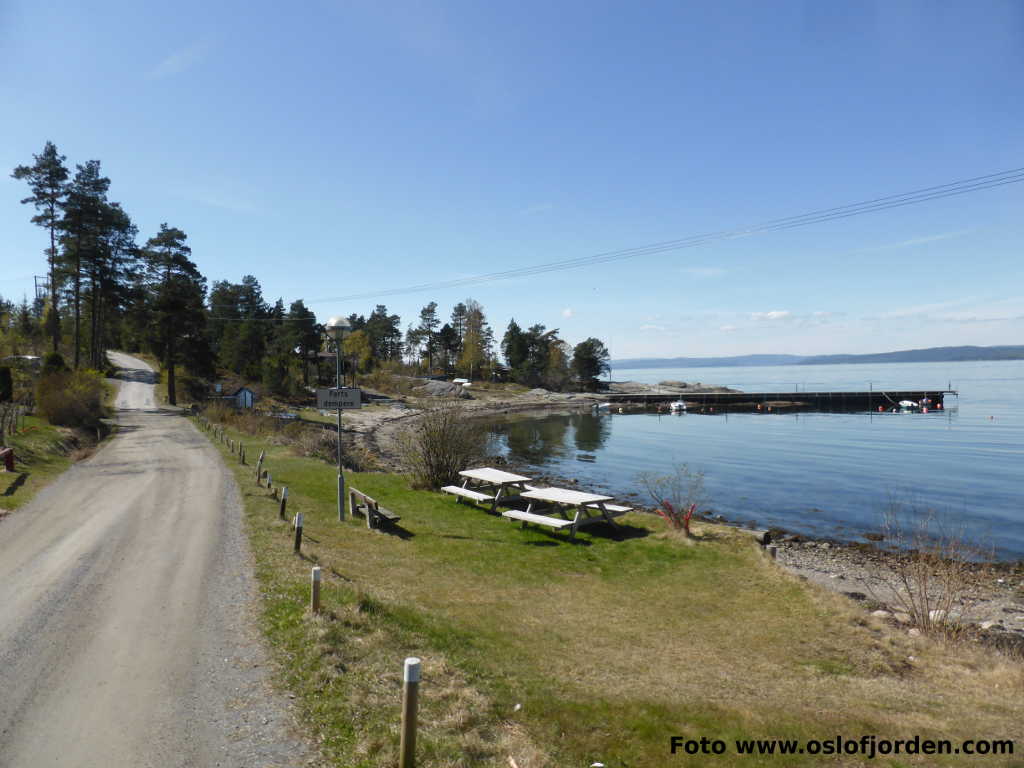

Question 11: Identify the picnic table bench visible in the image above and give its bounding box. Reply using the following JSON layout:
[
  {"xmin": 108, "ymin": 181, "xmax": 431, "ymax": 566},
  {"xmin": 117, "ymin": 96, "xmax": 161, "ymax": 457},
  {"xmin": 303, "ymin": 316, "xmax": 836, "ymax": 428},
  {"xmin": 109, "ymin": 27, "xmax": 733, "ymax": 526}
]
[{"xmin": 349, "ymin": 487, "xmax": 401, "ymax": 531}]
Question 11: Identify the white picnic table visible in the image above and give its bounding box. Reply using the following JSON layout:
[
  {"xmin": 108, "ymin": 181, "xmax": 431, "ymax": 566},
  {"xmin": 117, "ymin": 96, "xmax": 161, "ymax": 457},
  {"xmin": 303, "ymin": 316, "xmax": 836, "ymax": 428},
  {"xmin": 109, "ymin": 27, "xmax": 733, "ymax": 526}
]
[
  {"xmin": 461, "ymin": 467, "xmax": 533, "ymax": 509},
  {"xmin": 441, "ymin": 467, "xmax": 533, "ymax": 512},
  {"xmin": 507, "ymin": 487, "xmax": 631, "ymax": 538}
]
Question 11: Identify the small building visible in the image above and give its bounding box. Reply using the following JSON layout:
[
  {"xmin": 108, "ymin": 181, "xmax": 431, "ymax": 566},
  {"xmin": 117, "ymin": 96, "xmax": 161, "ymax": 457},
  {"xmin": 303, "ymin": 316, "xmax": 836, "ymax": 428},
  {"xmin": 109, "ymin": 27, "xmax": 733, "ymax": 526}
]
[{"xmin": 229, "ymin": 386, "xmax": 256, "ymax": 409}]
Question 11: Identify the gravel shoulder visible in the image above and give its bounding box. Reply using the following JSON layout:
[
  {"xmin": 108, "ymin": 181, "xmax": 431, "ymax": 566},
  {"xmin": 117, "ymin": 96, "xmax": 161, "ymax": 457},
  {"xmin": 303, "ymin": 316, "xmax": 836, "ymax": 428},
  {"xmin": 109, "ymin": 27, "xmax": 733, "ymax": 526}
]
[{"xmin": 0, "ymin": 352, "xmax": 314, "ymax": 768}]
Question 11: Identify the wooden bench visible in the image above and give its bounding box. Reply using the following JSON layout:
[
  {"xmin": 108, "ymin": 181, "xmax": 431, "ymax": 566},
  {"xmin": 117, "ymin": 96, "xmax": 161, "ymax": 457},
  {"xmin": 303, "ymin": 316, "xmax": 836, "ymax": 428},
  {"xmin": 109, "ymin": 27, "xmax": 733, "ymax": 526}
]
[
  {"xmin": 349, "ymin": 487, "xmax": 401, "ymax": 531},
  {"xmin": 441, "ymin": 485, "xmax": 496, "ymax": 507}
]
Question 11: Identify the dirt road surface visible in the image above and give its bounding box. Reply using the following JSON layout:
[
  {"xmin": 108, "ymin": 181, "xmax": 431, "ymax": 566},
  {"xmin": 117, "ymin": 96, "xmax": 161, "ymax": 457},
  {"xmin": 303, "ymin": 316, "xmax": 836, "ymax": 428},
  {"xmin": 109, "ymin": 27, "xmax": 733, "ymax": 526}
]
[{"xmin": 0, "ymin": 352, "xmax": 311, "ymax": 768}]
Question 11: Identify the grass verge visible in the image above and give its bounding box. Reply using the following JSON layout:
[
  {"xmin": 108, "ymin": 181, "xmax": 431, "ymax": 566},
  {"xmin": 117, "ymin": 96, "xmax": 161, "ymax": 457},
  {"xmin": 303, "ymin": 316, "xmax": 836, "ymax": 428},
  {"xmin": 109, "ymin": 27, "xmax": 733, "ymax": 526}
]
[
  {"xmin": 0, "ymin": 415, "xmax": 75, "ymax": 514},
  {"xmin": 197, "ymin": 415, "xmax": 1024, "ymax": 767}
]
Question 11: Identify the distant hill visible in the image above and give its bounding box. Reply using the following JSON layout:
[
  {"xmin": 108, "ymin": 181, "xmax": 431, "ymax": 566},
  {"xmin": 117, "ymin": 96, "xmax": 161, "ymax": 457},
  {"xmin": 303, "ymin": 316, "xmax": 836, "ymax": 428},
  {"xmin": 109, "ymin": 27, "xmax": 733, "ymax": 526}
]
[{"xmin": 614, "ymin": 345, "xmax": 1024, "ymax": 369}]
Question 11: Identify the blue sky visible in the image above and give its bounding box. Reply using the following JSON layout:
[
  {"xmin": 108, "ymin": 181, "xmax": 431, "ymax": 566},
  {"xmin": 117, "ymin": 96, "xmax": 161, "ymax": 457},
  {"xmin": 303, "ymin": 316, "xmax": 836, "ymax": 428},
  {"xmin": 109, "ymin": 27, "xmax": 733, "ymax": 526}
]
[{"xmin": 2, "ymin": 0, "xmax": 1022, "ymax": 359}]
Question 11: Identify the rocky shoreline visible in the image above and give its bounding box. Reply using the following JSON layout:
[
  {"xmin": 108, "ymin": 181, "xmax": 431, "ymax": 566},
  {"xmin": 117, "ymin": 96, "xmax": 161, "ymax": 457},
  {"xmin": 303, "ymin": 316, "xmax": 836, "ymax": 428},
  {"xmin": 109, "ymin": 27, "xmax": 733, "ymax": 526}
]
[{"xmin": 342, "ymin": 380, "xmax": 1024, "ymax": 647}]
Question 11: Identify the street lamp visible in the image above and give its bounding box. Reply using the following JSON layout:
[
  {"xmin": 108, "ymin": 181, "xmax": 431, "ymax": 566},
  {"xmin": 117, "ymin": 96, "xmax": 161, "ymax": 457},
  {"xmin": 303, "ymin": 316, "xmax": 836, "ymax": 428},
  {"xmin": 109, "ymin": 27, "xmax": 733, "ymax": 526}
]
[{"xmin": 325, "ymin": 315, "xmax": 351, "ymax": 521}]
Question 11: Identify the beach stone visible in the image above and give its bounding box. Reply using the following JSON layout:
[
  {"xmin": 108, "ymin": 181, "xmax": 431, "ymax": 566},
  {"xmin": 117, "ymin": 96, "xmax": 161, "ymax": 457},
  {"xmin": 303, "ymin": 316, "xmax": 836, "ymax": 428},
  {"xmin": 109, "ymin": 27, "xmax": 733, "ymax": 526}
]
[
  {"xmin": 928, "ymin": 609, "xmax": 947, "ymax": 623},
  {"xmin": 818, "ymin": 542, "xmax": 832, "ymax": 550},
  {"xmin": 908, "ymin": 628, "xmax": 922, "ymax": 638},
  {"xmin": 893, "ymin": 612, "xmax": 911, "ymax": 624},
  {"xmin": 871, "ymin": 610, "xmax": 892, "ymax": 619},
  {"xmin": 980, "ymin": 621, "xmax": 1000, "ymax": 630}
]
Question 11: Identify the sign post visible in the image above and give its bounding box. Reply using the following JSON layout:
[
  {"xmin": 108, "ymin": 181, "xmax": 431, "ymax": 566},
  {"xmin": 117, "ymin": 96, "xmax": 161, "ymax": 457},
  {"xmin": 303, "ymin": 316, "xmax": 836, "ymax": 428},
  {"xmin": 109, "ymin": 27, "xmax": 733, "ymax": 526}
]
[
  {"xmin": 316, "ymin": 388, "xmax": 362, "ymax": 410},
  {"xmin": 317, "ymin": 387, "xmax": 361, "ymax": 521}
]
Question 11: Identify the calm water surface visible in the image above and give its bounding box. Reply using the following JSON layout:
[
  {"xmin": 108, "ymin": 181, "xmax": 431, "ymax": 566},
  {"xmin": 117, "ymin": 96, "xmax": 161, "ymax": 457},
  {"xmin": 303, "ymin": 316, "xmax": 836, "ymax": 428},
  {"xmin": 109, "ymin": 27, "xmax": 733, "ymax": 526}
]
[{"xmin": 484, "ymin": 361, "xmax": 1024, "ymax": 558}]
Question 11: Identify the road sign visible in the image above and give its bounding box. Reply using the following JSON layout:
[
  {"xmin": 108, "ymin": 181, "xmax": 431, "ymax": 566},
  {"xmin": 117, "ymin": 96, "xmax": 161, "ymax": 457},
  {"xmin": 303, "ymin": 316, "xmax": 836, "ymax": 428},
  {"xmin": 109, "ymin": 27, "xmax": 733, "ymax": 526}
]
[{"xmin": 317, "ymin": 387, "xmax": 362, "ymax": 410}]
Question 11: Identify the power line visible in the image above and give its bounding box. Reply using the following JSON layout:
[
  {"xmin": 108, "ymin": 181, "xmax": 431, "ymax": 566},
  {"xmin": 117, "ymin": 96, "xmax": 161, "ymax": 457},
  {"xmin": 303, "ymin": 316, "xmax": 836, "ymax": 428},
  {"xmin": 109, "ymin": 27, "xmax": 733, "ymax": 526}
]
[{"xmin": 308, "ymin": 165, "xmax": 1024, "ymax": 304}]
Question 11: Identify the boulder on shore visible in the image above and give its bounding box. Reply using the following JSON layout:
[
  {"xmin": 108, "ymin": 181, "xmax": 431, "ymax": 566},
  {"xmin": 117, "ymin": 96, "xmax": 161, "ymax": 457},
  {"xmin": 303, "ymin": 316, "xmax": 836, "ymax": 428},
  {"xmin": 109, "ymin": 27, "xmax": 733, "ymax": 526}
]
[{"xmin": 414, "ymin": 380, "xmax": 470, "ymax": 398}]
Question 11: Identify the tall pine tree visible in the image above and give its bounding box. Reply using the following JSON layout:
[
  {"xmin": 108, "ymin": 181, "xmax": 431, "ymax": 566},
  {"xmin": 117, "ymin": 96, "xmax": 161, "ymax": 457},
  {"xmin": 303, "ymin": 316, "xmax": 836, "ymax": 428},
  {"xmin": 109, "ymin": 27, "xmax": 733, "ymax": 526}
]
[{"xmin": 12, "ymin": 142, "xmax": 69, "ymax": 352}]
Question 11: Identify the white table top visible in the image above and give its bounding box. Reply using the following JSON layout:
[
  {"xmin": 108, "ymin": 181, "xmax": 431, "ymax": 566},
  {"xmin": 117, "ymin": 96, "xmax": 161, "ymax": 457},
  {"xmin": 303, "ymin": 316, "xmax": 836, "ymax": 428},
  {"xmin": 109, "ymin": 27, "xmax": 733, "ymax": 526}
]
[
  {"xmin": 521, "ymin": 487, "xmax": 613, "ymax": 505},
  {"xmin": 459, "ymin": 467, "xmax": 533, "ymax": 484}
]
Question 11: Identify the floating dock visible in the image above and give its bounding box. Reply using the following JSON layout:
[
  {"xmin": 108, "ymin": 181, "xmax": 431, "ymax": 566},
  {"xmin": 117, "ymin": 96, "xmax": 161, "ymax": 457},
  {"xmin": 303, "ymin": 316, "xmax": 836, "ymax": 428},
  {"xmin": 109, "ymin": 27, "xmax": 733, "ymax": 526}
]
[{"xmin": 602, "ymin": 389, "xmax": 957, "ymax": 412}]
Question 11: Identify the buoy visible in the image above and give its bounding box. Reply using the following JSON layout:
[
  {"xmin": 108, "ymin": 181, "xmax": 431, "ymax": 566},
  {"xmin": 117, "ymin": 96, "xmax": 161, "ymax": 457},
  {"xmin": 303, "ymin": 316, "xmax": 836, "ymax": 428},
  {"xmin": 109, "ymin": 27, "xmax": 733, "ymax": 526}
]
[
  {"xmin": 922, "ymin": 407, "xmax": 928, "ymax": 413},
  {"xmin": 937, "ymin": 402, "xmax": 943, "ymax": 410},
  {"xmin": 878, "ymin": 406, "xmax": 884, "ymax": 412}
]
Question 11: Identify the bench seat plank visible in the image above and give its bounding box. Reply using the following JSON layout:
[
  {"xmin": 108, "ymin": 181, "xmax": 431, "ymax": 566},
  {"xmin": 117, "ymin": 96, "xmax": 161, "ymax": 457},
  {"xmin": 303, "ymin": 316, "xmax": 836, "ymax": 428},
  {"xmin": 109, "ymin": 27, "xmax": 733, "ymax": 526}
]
[
  {"xmin": 502, "ymin": 510, "xmax": 574, "ymax": 529},
  {"xmin": 441, "ymin": 485, "xmax": 495, "ymax": 503},
  {"xmin": 585, "ymin": 503, "xmax": 632, "ymax": 515}
]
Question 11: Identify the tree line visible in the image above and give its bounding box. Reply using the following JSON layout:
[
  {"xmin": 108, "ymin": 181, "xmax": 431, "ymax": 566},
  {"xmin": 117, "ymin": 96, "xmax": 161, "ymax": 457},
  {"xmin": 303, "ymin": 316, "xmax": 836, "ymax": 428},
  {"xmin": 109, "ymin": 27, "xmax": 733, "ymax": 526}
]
[{"xmin": 4, "ymin": 141, "xmax": 610, "ymax": 404}]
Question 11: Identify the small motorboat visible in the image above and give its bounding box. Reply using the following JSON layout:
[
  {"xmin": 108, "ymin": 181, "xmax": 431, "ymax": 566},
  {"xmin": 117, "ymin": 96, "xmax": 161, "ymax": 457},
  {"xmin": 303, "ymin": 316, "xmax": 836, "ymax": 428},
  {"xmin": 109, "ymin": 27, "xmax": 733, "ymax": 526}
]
[
  {"xmin": 593, "ymin": 402, "xmax": 612, "ymax": 411},
  {"xmin": 669, "ymin": 400, "xmax": 687, "ymax": 412},
  {"xmin": 898, "ymin": 400, "xmax": 918, "ymax": 410}
]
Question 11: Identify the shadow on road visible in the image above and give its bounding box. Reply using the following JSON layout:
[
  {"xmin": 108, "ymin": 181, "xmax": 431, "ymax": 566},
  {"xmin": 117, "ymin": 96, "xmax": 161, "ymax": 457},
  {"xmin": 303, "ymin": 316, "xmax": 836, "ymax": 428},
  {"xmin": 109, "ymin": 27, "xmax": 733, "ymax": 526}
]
[{"xmin": 114, "ymin": 367, "xmax": 157, "ymax": 385}]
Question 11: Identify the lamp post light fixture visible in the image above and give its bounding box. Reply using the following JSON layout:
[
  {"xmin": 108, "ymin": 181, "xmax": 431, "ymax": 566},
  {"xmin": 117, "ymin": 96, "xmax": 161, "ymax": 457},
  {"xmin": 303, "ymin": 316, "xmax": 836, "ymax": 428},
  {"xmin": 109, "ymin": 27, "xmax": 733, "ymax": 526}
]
[{"xmin": 325, "ymin": 315, "xmax": 352, "ymax": 521}]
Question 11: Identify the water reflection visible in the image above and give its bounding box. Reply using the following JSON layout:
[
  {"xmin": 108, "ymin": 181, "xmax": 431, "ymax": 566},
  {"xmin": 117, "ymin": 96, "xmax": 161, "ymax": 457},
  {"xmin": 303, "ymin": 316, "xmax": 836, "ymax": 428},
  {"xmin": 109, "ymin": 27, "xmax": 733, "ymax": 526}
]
[{"xmin": 489, "ymin": 411, "xmax": 611, "ymax": 464}]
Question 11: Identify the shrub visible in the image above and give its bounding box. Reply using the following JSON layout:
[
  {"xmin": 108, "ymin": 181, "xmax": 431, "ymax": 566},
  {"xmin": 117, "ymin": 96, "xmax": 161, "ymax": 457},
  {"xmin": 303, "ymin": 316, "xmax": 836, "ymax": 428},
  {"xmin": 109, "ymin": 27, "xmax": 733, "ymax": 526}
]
[
  {"xmin": 873, "ymin": 501, "xmax": 992, "ymax": 637},
  {"xmin": 398, "ymin": 402, "xmax": 487, "ymax": 489},
  {"xmin": 36, "ymin": 369, "xmax": 109, "ymax": 428},
  {"xmin": 637, "ymin": 463, "xmax": 706, "ymax": 536}
]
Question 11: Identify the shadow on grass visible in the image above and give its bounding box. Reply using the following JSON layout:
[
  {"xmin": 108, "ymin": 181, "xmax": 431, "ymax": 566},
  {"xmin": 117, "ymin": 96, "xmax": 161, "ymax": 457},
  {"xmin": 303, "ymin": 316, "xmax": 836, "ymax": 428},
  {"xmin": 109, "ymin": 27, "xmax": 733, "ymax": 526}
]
[{"xmin": 2, "ymin": 472, "xmax": 29, "ymax": 496}]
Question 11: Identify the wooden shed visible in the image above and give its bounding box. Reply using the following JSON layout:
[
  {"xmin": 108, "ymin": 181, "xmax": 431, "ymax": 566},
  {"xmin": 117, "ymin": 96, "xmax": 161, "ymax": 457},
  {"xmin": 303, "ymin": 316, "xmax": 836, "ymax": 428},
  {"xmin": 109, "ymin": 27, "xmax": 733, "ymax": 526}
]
[{"xmin": 230, "ymin": 386, "xmax": 256, "ymax": 409}]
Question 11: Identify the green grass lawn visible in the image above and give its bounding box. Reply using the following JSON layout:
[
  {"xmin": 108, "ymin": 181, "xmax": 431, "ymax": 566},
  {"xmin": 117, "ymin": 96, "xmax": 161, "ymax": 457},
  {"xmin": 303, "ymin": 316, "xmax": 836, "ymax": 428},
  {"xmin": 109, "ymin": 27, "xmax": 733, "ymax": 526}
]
[
  {"xmin": 0, "ymin": 415, "xmax": 74, "ymax": 513},
  {"xmin": 198, "ymin": 416, "xmax": 1024, "ymax": 767}
]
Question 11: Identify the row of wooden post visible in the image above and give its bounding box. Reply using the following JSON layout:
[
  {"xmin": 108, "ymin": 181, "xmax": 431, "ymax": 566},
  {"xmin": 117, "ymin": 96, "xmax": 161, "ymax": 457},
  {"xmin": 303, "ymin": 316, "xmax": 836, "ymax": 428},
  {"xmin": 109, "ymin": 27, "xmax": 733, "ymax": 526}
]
[{"xmin": 195, "ymin": 412, "xmax": 421, "ymax": 767}]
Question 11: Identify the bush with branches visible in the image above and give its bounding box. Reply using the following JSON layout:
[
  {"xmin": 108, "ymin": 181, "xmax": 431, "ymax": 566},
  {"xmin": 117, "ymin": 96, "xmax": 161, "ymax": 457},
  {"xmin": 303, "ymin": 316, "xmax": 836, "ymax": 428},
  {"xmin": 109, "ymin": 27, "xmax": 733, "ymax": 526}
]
[
  {"xmin": 636, "ymin": 463, "xmax": 706, "ymax": 538},
  {"xmin": 872, "ymin": 501, "xmax": 992, "ymax": 637},
  {"xmin": 398, "ymin": 401, "xmax": 487, "ymax": 489},
  {"xmin": 36, "ymin": 369, "xmax": 109, "ymax": 428}
]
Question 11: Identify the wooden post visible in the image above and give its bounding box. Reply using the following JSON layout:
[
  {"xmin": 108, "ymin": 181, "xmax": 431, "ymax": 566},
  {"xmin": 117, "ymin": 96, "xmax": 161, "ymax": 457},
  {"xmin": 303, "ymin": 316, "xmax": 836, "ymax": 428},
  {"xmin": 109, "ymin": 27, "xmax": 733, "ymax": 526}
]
[
  {"xmin": 255, "ymin": 450, "xmax": 265, "ymax": 483},
  {"xmin": 266, "ymin": 472, "xmax": 272, "ymax": 491},
  {"xmin": 767, "ymin": 544, "xmax": 778, "ymax": 560},
  {"xmin": 294, "ymin": 512, "xmax": 303, "ymax": 554},
  {"xmin": 337, "ymin": 473, "xmax": 345, "ymax": 523},
  {"xmin": 310, "ymin": 565, "xmax": 321, "ymax": 614},
  {"xmin": 400, "ymin": 657, "xmax": 421, "ymax": 768},
  {"xmin": 240, "ymin": 445, "xmax": 245, "ymax": 465},
  {"xmin": 279, "ymin": 487, "xmax": 289, "ymax": 519}
]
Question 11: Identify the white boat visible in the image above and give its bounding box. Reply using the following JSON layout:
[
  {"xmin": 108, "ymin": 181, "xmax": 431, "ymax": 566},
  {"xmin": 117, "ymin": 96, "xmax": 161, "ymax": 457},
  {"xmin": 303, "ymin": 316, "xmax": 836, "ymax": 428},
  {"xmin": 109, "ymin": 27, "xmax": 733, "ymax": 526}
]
[
  {"xmin": 593, "ymin": 402, "xmax": 611, "ymax": 411},
  {"xmin": 899, "ymin": 400, "xmax": 918, "ymax": 409},
  {"xmin": 669, "ymin": 400, "xmax": 687, "ymax": 412}
]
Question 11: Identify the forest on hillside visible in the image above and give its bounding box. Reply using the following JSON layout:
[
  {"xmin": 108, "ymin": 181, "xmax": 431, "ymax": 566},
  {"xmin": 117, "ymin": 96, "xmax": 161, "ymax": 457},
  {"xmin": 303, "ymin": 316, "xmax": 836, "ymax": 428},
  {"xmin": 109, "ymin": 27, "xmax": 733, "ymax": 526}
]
[{"xmin": 2, "ymin": 142, "xmax": 611, "ymax": 408}]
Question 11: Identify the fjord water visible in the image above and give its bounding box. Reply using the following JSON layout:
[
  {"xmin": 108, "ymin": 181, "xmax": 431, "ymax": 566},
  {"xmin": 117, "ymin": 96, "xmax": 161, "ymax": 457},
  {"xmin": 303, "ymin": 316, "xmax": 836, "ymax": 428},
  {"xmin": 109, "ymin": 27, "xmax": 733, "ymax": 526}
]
[{"xmin": 484, "ymin": 361, "xmax": 1024, "ymax": 559}]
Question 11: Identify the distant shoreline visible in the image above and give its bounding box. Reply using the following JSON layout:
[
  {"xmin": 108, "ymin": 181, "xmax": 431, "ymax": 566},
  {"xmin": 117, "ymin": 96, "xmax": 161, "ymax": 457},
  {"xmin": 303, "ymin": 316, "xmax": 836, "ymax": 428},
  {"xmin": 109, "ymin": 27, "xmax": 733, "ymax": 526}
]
[{"xmin": 614, "ymin": 344, "xmax": 1024, "ymax": 370}]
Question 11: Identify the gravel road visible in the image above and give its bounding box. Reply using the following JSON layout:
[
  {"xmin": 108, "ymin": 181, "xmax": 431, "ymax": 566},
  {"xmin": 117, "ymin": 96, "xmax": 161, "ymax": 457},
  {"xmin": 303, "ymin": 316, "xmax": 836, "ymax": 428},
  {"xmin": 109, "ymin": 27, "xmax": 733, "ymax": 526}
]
[{"xmin": 0, "ymin": 352, "xmax": 312, "ymax": 768}]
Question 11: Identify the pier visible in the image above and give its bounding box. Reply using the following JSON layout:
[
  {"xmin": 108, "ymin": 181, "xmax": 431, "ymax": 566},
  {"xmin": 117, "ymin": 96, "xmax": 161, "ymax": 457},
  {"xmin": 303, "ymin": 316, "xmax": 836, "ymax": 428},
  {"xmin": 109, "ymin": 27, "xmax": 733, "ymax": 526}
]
[{"xmin": 601, "ymin": 389, "xmax": 957, "ymax": 412}]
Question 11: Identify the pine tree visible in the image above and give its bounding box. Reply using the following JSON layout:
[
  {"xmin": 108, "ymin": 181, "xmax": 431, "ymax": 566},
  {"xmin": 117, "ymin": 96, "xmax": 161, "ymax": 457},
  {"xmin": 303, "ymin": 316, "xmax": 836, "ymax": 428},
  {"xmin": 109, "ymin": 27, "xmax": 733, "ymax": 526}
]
[
  {"xmin": 417, "ymin": 302, "xmax": 440, "ymax": 371},
  {"xmin": 12, "ymin": 142, "xmax": 69, "ymax": 353},
  {"xmin": 141, "ymin": 224, "xmax": 211, "ymax": 404},
  {"xmin": 60, "ymin": 161, "xmax": 110, "ymax": 368}
]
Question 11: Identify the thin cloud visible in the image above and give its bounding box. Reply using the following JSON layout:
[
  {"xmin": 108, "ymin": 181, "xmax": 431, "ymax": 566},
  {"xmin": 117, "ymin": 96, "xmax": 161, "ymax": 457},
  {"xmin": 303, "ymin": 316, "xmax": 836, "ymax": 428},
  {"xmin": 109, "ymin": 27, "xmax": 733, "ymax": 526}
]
[
  {"xmin": 561, "ymin": 307, "xmax": 573, "ymax": 318},
  {"xmin": 869, "ymin": 230, "xmax": 971, "ymax": 251},
  {"xmin": 750, "ymin": 310, "xmax": 791, "ymax": 321},
  {"xmin": 870, "ymin": 296, "xmax": 977, "ymax": 321},
  {"xmin": 719, "ymin": 324, "xmax": 737, "ymax": 332},
  {"xmin": 639, "ymin": 324, "xmax": 666, "ymax": 332},
  {"xmin": 149, "ymin": 41, "xmax": 208, "ymax": 79}
]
